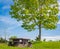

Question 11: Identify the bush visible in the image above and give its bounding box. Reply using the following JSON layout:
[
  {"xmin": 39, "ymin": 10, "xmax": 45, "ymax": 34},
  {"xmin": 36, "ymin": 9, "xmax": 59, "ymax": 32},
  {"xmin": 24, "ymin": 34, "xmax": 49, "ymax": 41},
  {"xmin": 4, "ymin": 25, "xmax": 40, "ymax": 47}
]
[
  {"xmin": 0, "ymin": 38, "xmax": 7, "ymax": 43},
  {"xmin": 43, "ymin": 39, "xmax": 46, "ymax": 42}
]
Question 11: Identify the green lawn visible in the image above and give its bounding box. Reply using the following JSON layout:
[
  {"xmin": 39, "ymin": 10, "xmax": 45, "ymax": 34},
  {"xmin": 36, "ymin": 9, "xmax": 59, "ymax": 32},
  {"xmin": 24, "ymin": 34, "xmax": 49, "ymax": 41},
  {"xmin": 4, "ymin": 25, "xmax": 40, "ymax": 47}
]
[{"xmin": 0, "ymin": 41, "xmax": 60, "ymax": 49}]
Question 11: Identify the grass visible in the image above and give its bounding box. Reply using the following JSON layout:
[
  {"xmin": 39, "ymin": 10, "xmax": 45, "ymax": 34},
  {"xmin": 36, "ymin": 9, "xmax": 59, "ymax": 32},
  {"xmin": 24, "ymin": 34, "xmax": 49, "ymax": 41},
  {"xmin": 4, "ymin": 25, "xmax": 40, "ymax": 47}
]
[{"xmin": 0, "ymin": 41, "xmax": 60, "ymax": 49}]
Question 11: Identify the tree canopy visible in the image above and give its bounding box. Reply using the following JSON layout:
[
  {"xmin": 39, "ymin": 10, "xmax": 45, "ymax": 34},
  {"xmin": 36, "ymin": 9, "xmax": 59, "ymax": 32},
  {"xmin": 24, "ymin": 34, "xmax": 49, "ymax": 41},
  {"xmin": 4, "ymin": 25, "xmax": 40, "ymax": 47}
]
[{"xmin": 10, "ymin": 0, "xmax": 59, "ymax": 40}]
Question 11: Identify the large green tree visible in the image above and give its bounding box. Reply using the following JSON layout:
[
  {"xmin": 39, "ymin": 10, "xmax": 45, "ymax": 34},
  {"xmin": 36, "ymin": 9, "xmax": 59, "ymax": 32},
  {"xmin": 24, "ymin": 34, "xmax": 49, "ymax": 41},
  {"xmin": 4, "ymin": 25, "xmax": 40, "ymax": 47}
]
[{"xmin": 10, "ymin": 0, "xmax": 59, "ymax": 41}]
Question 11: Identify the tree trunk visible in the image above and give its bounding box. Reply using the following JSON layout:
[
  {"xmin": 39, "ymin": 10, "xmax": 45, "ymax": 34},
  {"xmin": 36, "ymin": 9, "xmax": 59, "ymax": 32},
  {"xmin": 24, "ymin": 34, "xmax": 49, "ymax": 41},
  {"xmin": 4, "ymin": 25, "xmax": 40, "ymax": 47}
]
[{"xmin": 39, "ymin": 24, "xmax": 41, "ymax": 41}]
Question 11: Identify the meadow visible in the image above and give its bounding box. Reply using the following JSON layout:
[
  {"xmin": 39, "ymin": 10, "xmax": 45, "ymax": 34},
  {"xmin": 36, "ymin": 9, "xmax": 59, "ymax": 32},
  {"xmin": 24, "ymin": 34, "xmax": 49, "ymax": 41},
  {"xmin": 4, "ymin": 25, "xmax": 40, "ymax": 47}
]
[{"xmin": 0, "ymin": 41, "xmax": 60, "ymax": 49}]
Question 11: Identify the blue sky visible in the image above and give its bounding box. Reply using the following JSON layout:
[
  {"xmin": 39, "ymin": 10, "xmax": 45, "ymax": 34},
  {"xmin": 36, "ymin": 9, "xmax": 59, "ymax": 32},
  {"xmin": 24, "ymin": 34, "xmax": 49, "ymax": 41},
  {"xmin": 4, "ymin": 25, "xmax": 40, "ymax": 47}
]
[{"xmin": 0, "ymin": 0, "xmax": 60, "ymax": 41}]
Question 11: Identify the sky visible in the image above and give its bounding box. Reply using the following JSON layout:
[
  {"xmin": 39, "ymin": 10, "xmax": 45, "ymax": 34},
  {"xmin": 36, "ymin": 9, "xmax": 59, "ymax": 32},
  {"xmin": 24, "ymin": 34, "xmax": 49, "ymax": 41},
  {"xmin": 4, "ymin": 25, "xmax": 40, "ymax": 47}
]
[{"xmin": 0, "ymin": 0, "xmax": 60, "ymax": 41}]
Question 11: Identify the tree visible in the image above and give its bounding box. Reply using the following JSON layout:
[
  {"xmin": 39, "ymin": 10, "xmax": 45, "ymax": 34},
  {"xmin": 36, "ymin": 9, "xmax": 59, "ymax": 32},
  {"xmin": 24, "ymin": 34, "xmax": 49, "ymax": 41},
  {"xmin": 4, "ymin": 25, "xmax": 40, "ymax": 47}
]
[
  {"xmin": 10, "ymin": 0, "xmax": 59, "ymax": 41},
  {"xmin": 0, "ymin": 37, "xmax": 7, "ymax": 43},
  {"xmin": 43, "ymin": 39, "xmax": 46, "ymax": 42},
  {"xmin": 35, "ymin": 35, "xmax": 40, "ymax": 41},
  {"xmin": 10, "ymin": 36, "xmax": 17, "ymax": 39}
]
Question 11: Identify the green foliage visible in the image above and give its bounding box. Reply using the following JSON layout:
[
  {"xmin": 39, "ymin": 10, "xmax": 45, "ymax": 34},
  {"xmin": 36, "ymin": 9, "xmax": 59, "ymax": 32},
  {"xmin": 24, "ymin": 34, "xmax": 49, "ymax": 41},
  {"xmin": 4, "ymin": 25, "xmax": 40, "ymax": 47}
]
[
  {"xmin": 8, "ymin": 36, "xmax": 17, "ymax": 45},
  {"xmin": 35, "ymin": 35, "xmax": 40, "ymax": 41},
  {"xmin": 10, "ymin": 36, "xmax": 17, "ymax": 39},
  {"xmin": 10, "ymin": 0, "xmax": 59, "ymax": 31},
  {"xmin": 43, "ymin": 39, "xmax": 46, "ymax": 42},
  {"xmin": 0, "ymin": 38, "xmax": 7, "ymax": 43}
]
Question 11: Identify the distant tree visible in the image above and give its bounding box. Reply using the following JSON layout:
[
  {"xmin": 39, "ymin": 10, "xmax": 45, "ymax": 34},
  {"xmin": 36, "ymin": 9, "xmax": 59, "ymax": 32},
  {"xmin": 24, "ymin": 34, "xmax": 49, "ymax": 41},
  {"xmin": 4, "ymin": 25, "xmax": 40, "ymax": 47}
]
[
  {"xmin": 35, "ymin": 35, "xmax": 40, "ymax": 41},
  {"xmin": 28, "ymin": 40, "xmax": 34, "ymax": 43},
  {"xmin": 9, "ymin": 36, "xmax": 17, "ymax": 42},
  {"xmin": 0, "ymin": 37, "xmax": 7, "ymax": 43},
  {"xmin": 43, "ymin": 39, "xmax": 46, "ymax": 42},
  {"xmin": 10, "ymin": 36, "xmax": 17, "ymax": 39},
  {"xmin": 49, "ymin": 40, "xmax": 53, "ymax": 42},
  {"xmin": 10, "ymin": 0, "xmax": 59, "ymax": 41},
  {"xmin": 58, "ymin": 40, "xmax": 60, "ymax": 42}
]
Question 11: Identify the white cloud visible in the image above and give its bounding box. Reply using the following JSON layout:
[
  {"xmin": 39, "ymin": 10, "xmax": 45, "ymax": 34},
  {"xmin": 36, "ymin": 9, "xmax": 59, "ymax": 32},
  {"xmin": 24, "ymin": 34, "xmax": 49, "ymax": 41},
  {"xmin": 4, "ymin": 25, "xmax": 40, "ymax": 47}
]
[
  {"xmin": 42, "ymin": 36, "xmax": 60, "ymax": 41},
  {"xmin": 0, "ymin": 16, "xmax": 22, "ymax": 26},
  {"xmin": 0, "ymin": 15, "xmax": 23, "ymax": 32},
  {"xmin": 7, "ymin": 25, "xmax": 20, "ymax": 31}
]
